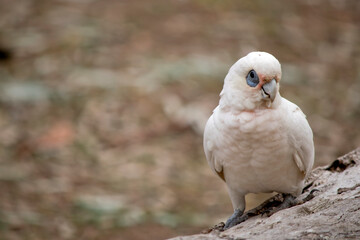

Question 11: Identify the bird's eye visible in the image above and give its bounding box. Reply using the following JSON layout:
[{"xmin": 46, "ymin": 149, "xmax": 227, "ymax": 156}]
[{"xmin": 246, "ymin": 70, "xmax": 259, "ymax": 87}]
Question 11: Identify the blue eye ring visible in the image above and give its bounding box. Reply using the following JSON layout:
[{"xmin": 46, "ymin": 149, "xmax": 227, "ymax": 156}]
[{"xmin": 246, "ymin": 70, "xmax": 259, "ymax": 87}]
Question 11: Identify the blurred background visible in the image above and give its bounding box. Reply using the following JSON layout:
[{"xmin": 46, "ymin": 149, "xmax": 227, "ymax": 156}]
[{"xmin": 0, "ymin": 0, "xmax": 359, "ymax": 239}]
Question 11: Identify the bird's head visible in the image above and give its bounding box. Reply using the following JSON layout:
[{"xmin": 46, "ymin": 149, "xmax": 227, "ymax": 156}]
[{"xmin": 220, "ymin": 51, "xmax": 282, "ymax": 111}]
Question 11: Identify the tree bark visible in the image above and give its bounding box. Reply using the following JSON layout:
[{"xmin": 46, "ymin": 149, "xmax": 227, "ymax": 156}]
[{"xmin": 170, "ymin": 148, "xmax": 360, "ymax": 240}]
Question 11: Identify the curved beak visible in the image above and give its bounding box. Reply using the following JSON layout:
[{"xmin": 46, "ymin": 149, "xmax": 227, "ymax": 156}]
[{"xmin": 261, "ymin": 79, "xmax": 277, "ymax": 102}]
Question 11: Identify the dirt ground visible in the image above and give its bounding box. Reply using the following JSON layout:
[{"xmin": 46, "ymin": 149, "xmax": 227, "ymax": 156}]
[{"xmin": 0, "ymin": 0, "xmax": 359, "ymax": 239}]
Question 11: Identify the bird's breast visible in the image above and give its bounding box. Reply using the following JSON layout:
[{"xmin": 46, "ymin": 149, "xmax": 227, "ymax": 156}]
[{"xmin": 213, "ymin": 108, "xmax": 301, "ymax": 194}]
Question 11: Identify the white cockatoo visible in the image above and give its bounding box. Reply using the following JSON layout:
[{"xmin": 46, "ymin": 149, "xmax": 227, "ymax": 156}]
[{"xmin": 203, "ymin": 52, "xmax": 314, "ymax": 229}]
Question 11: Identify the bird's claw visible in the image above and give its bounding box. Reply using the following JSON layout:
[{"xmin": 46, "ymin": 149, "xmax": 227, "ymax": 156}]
[{"xmin": 300, "ymin": 188, "xmax": 319, "ymax": 203}]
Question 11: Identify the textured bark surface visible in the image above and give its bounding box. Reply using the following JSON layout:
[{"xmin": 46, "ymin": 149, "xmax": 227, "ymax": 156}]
[{"xmin": 170, "ymin": 148, "xmax": 360, "ymax": 240}]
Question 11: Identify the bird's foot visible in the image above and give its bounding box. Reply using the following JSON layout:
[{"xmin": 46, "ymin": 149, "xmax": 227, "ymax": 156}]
[
  {"xmin": 224, "ymin": 209, "xmax": 246, "ymax": 230},
  {"xmin": 265, "ymin": 189, "xmax": 319, "ymax": 217},
  {"xmin": 264, "ymin": 193, "xmax": 298, "ymax": 217},
  {"xmin": 223, "ymin": 193, "xmax": 288, "ymax": 230},
  {"xmin": 218, "ymin": 190, "xmax": 320, "ymax": 231},
  {"xmin": 299, "ymin": 189, "xmax": 319, "ymax": 204}
]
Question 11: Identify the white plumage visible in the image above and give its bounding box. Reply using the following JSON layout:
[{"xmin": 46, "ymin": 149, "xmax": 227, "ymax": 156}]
[{"xmin": 203, "ymin": 52, "xmax": 314, "ymax": 226}]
